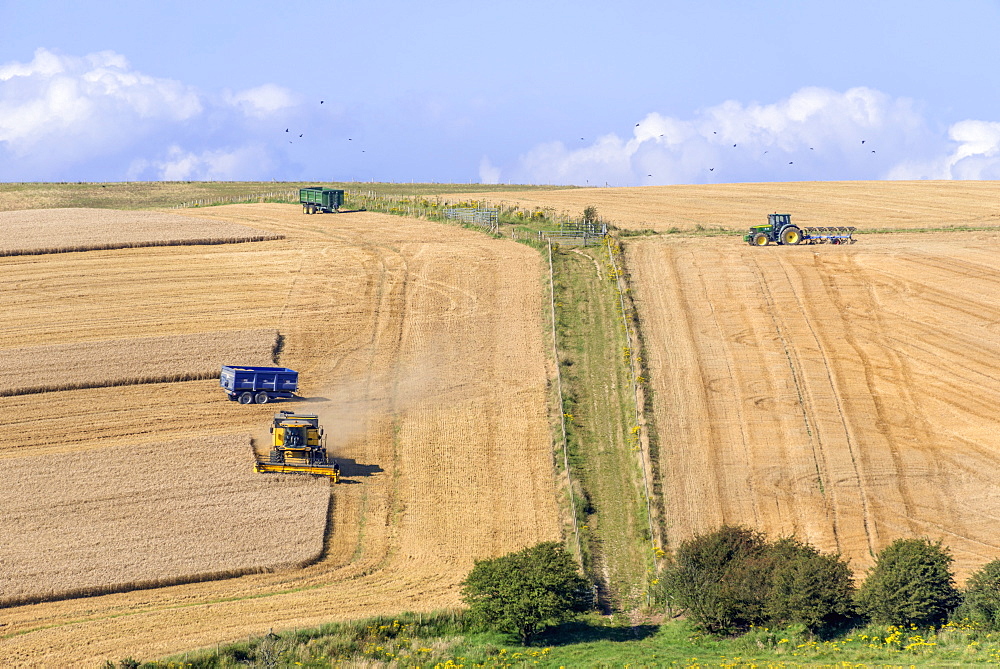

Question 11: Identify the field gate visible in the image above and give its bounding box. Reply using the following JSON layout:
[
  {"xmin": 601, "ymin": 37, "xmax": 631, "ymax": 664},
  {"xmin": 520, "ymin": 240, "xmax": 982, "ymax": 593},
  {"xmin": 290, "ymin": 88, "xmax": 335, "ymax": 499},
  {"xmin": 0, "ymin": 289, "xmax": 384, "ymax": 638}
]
[{"xmin": 444, "ymin": 207, "xmax": 499, "ymax": 234}]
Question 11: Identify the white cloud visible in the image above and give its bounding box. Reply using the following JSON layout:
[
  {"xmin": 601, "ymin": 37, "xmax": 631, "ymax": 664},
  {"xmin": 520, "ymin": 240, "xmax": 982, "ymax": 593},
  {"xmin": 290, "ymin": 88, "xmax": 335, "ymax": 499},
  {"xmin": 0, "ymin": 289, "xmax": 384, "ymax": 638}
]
[
  {"xmin": 494, "ymin": 87, "xmax": 956, "ymax": 186},
  {"xmin": 224, "ymin": 84, "xmax": 297, "ymax": 119},
  {"xmin": 128, "ymin": 144, "xmax": 276, "ymax": 181},
  {"xmin": 0, "ymin": 48, "xmax": 201, "ymax": 156},
  {"xmin": 0, "ymin": 48, "xmax": 295, "ymax": 181}
]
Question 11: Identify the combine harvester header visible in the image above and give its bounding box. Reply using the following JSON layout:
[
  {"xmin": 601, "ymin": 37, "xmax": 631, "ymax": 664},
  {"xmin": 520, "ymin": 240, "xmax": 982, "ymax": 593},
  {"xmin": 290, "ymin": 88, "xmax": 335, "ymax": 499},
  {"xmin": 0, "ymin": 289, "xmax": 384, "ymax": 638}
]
[{"xmin": 745, "ymin": 213, "xmax": 856, "ymax": 246}]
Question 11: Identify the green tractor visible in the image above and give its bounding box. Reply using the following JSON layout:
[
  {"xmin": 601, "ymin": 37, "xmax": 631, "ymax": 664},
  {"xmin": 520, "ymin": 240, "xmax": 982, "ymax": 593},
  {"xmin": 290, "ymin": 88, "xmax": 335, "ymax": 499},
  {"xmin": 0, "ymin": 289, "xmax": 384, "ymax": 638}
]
[{"xmin": 744, "ymin": 213, "xmax": 855, "ymax": 246}]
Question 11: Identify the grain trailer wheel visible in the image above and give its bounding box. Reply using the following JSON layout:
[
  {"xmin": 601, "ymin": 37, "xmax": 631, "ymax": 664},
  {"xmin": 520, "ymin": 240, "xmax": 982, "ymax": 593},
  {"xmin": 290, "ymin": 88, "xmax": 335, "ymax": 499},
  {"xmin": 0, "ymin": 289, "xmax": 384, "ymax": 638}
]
[
  {"xmin": 780, "ymin": 226, "xmax": 803, "ymax": 245},
  {"xmin": 238, "ymin": 392, "xmax": 254, "ymax": 404},
  {"xmin": 255, "ymin": 392, "xmax": 270, "ymax": 404}
]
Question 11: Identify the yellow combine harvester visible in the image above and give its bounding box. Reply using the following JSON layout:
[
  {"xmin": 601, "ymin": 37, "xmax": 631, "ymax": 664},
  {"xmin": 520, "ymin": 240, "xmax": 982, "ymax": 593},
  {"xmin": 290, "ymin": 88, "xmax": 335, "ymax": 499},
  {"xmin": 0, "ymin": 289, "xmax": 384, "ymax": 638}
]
[{"xmin": 254, "ymin": 411, "xmax": 340, "ymax": 482}]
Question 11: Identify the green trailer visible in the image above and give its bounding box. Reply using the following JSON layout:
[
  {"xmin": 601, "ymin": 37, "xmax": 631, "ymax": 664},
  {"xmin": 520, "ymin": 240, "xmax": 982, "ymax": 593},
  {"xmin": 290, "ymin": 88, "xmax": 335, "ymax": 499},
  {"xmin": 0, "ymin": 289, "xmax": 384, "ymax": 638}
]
[{"xmin": 299, "ymin": 187, "xmax": 345, "ymax": 214}]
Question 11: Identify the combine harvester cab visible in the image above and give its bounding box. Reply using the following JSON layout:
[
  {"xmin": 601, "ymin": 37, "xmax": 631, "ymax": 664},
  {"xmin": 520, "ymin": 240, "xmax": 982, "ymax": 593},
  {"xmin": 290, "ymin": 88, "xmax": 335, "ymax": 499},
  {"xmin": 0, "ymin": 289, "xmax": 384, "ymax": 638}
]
[
  {"xmin": 745, "ymin": 213, "xmax": 855, "ymax": 246},
  {"xmin": 255, "ymin": 411, "xmax": 340, "ymax": 482}
]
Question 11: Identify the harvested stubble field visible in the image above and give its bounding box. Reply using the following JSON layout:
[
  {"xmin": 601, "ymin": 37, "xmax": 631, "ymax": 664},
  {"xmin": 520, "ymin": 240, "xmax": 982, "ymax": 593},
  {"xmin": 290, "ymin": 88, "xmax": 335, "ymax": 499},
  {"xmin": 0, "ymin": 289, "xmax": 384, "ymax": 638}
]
[
  {"xmin": 0, "ymin": 434, "xmax": 330, "ymax": 607},
  {"xmin": 627, "ymin": 230, "xmax": 1000, "ymax": 580},
  {"xmin": 0, "ymin": 204, "xmax": 559, "ymax": 667},
  {"xmin": 0, "ymin": 329, "xmax": 277, "ymax": 397},
  {"xmin": 0, "ymin": 207, "xmax": 281, "ymax": 255},
  {"xmin": 449, "ymin": 180, "xmax": 1000, "ymax": 232}
]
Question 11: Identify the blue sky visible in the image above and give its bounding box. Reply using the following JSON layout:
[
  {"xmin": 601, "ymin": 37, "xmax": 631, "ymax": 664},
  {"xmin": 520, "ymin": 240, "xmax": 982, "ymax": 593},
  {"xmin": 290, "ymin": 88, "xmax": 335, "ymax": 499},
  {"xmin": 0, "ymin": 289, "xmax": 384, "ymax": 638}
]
[{"xmin": 2, "ymin": 0, "xmax": 1000, "ymax": 185}]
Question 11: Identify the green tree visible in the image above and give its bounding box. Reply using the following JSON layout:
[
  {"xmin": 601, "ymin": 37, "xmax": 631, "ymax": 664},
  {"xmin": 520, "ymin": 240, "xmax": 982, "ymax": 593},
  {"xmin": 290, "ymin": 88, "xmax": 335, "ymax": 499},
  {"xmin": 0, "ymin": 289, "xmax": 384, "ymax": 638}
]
[
  {"xmin": 765, "ymin": 538, "xmax": 856, "ymax": 634},
  {"xmin": 663, "ymin": 526, "xmax": 772, "ymax": 634},
  {"xmin": 663, "ymin": 527, "xmax": 857, "ymax": 636},
  {"xmin": 582, "ymin": 205, "xmax": 598, "ymax": 225},
  {"xmin": 856, "ymin": 538, "xmax": 960, "ymax": 627},
  {"xmin": 954, "ymin": 558, "xmax": 1000, "ymax": 628},
  {"xmin": 461, "ymin": 542, "xmax": 591, "ymax": 644}
]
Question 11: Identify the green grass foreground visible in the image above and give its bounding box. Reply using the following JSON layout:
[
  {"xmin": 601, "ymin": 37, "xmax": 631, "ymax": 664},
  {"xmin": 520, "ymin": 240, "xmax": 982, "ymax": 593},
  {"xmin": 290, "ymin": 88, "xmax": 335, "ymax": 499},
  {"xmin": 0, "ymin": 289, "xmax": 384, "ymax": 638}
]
[{"xmin": 116, "ymin": 612, "xmax": 1000, "ymax": 668}]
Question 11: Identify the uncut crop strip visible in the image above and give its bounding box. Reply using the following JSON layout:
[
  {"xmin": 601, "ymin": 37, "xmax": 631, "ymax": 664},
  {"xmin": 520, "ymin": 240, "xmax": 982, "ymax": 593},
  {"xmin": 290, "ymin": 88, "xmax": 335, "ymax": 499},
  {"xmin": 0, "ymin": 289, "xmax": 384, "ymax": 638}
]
[
  {"xmin": 0, "ymin": 208, "xmax": 282, "ymax": 256},
  {"xmin": 0, "ymin": 329, "xmax": 279, "ymax": 397},
  {"xmin": 0, "ymin": 434, "xmax": 330, "ymax": 608}
]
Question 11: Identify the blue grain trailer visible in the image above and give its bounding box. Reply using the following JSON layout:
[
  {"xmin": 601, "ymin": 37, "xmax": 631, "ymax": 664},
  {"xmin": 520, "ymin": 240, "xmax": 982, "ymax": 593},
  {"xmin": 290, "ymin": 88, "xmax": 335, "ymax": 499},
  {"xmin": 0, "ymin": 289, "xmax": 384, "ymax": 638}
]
[{"xmin": 220, "ymin": 365, "xmax": 299, "ymax": 404}]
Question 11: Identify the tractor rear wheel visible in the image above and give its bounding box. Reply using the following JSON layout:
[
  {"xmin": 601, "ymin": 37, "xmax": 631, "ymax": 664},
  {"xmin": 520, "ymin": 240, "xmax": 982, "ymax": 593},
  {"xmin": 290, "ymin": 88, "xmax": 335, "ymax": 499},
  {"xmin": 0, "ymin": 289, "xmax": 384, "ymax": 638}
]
[
  {"xmin": 255, "ymin": 392, "xmax": 269, "ymax": 404},
  {"xmin": 752, "ymin": 232, "xmax": 769, "ymax": 246},
  {"xmin": 780, "ymin": 226, "xmax": 803, "ymax": 245},
  {"xmin": 238, "ymin": 392, "xmax": 254, "ymax": 404}
]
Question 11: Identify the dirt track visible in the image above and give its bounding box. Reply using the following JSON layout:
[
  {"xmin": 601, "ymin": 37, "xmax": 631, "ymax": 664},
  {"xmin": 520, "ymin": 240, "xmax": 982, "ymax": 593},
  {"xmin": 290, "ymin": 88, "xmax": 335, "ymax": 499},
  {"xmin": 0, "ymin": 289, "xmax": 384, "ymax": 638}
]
[
  {"xmin": 0, "ymin": 206, "xmax": 559, "ymax": 666},
  {"xmin": 627, "ymin": 232, "xmax": 1000, "ymax": 578}
]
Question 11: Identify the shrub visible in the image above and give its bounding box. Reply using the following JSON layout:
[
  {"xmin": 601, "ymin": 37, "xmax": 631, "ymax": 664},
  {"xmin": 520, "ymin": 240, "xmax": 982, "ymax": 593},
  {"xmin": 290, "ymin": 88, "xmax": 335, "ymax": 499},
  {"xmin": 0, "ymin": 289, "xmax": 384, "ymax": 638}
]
[
  {"xmin": 856, "ymin": 538, "xmax": 960, "ymax": 627},
  {"xmin": 663, "ymin": 528, "xmax": 855, "ymax": 636},
  {"xmin": 461, "ymin": 542, "xmax": 591, "ymax": 644},
  {"xmin": 663, "ymin": 526, "xmax": 772, "ymax": 634},
  {"xmin": 582, "ymin": 206, "xmax": 599, "ymax": 225},
  {"xmin": 765, "ymin": 538, "xmax": 856, "ymax": 633},
  {"xmin": 954, "ymin": 558, "xmax": 1000, "ymax": 628}
]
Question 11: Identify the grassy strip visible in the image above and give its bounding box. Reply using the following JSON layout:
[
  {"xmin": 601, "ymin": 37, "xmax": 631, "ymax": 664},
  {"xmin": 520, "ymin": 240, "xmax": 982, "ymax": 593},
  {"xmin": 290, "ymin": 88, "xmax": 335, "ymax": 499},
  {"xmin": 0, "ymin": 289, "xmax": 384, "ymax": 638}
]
[
  {"xmin": 108, "ymin": 615, "xmax": 1000, "ymax": 667},
  {"xmin": 549, "ymin": 243, "xmax": 655, "ymax": 612}
]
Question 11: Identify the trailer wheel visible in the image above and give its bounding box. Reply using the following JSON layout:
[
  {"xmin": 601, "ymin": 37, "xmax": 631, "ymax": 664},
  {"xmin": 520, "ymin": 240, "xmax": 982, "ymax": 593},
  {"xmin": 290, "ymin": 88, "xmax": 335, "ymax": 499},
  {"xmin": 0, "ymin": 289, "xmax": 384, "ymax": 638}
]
[
  {"xmin": 255, "ymin": 392, "xmax": 270, "ymax": 404},
  {"xmin": 238, "ymin": 392, "xmax": 254, "ymax": 404}
]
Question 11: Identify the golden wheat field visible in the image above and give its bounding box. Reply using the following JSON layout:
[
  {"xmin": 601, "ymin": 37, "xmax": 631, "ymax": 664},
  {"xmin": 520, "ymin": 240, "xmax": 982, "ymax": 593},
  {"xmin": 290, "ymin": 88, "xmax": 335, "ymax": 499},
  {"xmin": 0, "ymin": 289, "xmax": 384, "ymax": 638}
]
[
  {"xmin": 451, "ymin": 180, "xmax": 1000, "ymax": 231},
  {"xmin": 0, "ymin": 204, "xmax": 559, "ymax": 667},
  {"xmin": 0, "ymin": 207, "xmax": 281, "ymax": 255},
  {"xmin": 0, "ymin": 434, "xmax": 330, "ymax": 607},
  {"xmin": 0, "ymin": 329, "xmax": 277, "ymax": 397},
  {"xmin": 627, "ymin": 230, "xmax": 1000, "ymax": 580}
]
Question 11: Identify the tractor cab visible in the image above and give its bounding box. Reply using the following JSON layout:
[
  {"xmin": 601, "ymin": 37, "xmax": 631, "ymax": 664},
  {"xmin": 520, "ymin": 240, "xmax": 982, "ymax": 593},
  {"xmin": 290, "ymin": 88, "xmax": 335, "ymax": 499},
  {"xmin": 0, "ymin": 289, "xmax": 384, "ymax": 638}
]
[{"xmin": 744, "ymin": 213, "xmax": 803, "ymax": 246}]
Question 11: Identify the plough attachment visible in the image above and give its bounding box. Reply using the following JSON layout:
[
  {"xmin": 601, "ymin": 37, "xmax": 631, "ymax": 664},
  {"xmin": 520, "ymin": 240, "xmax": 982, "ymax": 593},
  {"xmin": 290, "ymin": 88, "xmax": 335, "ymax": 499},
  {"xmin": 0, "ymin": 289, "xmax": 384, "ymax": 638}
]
[{"xmin": 800, "ymin": 226, "xmax": 856, "ymax": 244}]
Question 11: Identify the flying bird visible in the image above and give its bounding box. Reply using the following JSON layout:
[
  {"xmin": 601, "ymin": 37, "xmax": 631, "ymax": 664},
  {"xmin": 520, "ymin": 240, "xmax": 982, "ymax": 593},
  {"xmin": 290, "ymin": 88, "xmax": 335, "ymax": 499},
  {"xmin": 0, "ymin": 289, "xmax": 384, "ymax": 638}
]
[
  {"xmin": 789, "ymin": 161, "xmax": 794, "ymax": 164},
  {"xmin": 320, "ymin": 100, "xmax": 324, "ymax": 104},
  {"xmin": 709, "ymin": 168, "xmax": 715, "ymax": 171},
  {"xmin": 733, "ymin": 143, "xmax": 737, "ymax": 147},
  {"xmin": 647, "ymin": 174, "xmax": 652, "ymax": 177},
  {"xmin": 861, "ymin": 140, "xmax": 866, "ymax": 144},
  {"xmin": 299, "ymin": 134, "xmax": 303, "ymax": 137},
  {"xmin": 285, "ymin": 129, "xmax": 289, "ymax": 132}
]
